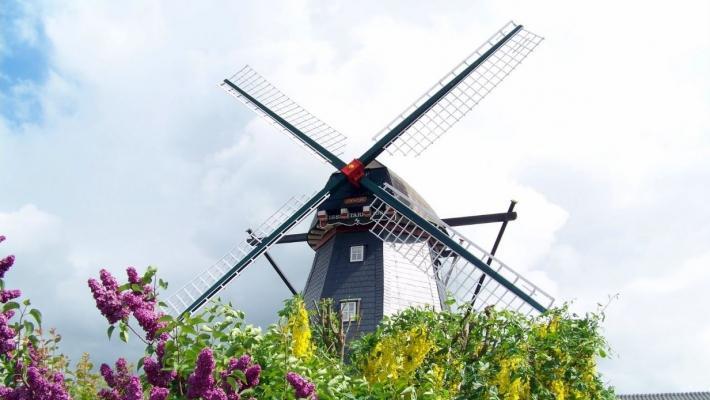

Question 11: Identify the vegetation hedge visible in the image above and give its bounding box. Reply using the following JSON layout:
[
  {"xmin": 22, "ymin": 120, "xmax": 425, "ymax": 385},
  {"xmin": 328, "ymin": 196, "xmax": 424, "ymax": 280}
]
[{"xmin": 0, "ymin": 237, "xmax": 616, "ymax": 399}]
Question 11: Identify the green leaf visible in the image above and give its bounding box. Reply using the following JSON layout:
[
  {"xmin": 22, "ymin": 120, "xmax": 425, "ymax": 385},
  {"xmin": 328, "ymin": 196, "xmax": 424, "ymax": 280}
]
[
  {"xmin": 158, "ymin": 315, "xmax": 174, "ymax": 323},
  {"xmin": 142, "ymin": 266, "xmax": 157, "ymax": 285},
  {"xmin": 226, "ymin": 376, "xmax": 238, "ymax": 390},
  {"xmin": 232, "ymin": 369, "xmax": 246, "ymax": 384},
  {"xmin": 119, "ymin": 329, "xmax": 129, "ymax": 343},
  {"xmin": 22, "ymin": 298, "xmax": 31, "ymax": 306},
  {"xmin": 29, "ymin": 309, "xmax": 42, "ymax": 325},
  {"xmin": 107, "ymin": 325, "xmax": 115, "ymax": 340},
  {"xmin": 23, "ymin": 320, "xmax": 34, "ymax": 334},
  {"xmin": 3, "ymin": 302, "xmax": 20, "ymax": 312}
]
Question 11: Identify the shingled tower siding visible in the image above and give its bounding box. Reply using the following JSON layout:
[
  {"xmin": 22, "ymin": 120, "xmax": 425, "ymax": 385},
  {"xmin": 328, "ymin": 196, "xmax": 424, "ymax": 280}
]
[{"xmin": 303, "ymin": 231, "xmax": 384, "ymax": 340}]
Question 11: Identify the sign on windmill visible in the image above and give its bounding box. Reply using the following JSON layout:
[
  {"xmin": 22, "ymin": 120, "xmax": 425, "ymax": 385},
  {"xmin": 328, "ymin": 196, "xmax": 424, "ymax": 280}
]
[{"xmin": 163, "ymin": 21, "xmax": 554, "ymax": 336}]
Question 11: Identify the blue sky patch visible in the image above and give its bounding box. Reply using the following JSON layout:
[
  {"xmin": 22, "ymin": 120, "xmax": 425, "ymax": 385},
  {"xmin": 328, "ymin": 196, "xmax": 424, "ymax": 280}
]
[{"xmin": 0, "ymin": 1, "xmax": 50, "ymax": 126}]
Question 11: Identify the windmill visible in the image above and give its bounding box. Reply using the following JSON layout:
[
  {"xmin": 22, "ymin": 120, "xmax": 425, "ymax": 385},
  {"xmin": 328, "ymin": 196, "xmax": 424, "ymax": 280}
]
[{"xmin": 163, "ymin": 21, "xmax": 554, "ymax": 334}]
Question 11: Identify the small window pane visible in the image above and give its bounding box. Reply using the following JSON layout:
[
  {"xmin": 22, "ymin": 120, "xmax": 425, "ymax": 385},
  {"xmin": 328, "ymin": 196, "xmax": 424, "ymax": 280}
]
[
  {"xmin": 340, "ymin": 300, "xmax": 359, "ymax": 322},
  {"xmin": 350, "ymin": 245, "xmax": 364, "ymax": 262}
]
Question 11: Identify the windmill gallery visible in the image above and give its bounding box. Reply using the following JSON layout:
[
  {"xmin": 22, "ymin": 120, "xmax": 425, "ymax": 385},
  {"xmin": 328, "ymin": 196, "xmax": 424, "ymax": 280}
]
[{"xmin": 163, "ymin": 21, "xmax": 554, "ymax": 339}]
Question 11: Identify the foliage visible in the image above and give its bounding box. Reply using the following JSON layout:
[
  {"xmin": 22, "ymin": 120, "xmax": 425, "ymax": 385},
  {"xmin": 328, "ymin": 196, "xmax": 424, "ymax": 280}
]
[
  {"xmin": 0, "ymin": 235, "xmax": 73, "ymax": 399},
  {"xmin": 0, "ymin": 238, "xmax": 617, "ymax": 399},
  {"xmin": 67, "ymin": 354, "xmax": 102, "ymax": 400}
]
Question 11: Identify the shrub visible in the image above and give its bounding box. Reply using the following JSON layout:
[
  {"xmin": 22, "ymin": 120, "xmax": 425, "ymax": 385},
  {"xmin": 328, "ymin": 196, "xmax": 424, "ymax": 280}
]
[{"xmin": 0, "ymin": 236, "xmax": 616, "ymax": 399}]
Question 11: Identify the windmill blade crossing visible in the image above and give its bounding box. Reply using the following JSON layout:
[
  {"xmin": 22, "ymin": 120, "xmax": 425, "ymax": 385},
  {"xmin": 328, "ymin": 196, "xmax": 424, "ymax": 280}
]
[
  {"xmin": 364, "ymin": 181, "xmax": 553, "ymax": 315},
  {"xmin": 162, "ymin": 190, "xmax": 330, "ymax": 317},
  {"xmin": 221, "ymin": 66, "xmax": 348, "ymax": 166},
  {"xmin": 371, "ymin": 21, "xmax": 543, "ymax": 157}
]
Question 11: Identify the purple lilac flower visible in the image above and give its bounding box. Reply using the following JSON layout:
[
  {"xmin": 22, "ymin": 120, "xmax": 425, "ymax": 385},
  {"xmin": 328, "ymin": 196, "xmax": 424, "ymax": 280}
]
[
  {"xmin": 88, "ymin": 272, "xmax": 130, "ymax": 324},
  {"xmin": 287, "ymin": 372, "xmax": 317, "ymax": 399},
  {"xmin": 0, "ymin": 311, "xmax": 17, "ymax": 356},
  {"xmin": 187, "ymin": 348, "xmax": 216, "ymax": 399},
  {"xmin": 100, "ymin": 358, "xmax": 132, "ymax": 393},
  {"xmin": 98, "ymin": 359, "xmax": 149, "ymax": 400},
  {"xmin": 120, "ymin": 292, "xmax": 144, "ymax": 312},
  {"xmin": 133, "ymin": 307, "xmax": 165, "ymax": 341},
  {"xmin": 0, "ymin": 235, "xmax": 5, "ymax": 243},
  {"xmin": 98, "ymin": 388, "xmax": 121, "ymax": 400},
  {"xmin": 126, "ymin": 267, "xmax": 140, "ymax": 284},
  {"xmin": 114, "ymin": 358, "xmax": 132, "ymax": 389},
  {"xmin": 0, "ymin": 255, "xmax": 15, "ymax": 278},
  {"xmin": 245, "ymin": 365, "xmax": 261, "ymax": 388},
  {"xmin": 100, "ymin": 363, "xmax": 116, "ymax": 387},
  {"xmin": 144, "ymin": 356, "xmax": 176, "ymax": 388},
  {"xmin": 149, "ymin": 387, "xmax": 170, "ymax": 400},
  {"xmin": 99, "ymin": 269, "xmax": 119, "ymax": 292},
  {"xmin": 5, "ymin": 365, "xmax": 73, "ymax": 400},
  {"xmin": 202, "ymin": 388, "xmax": 228, "ymax": 400},
  {"xmin": 123, "ymin": 376, "xmax": 142, "ymax": 400},
  {"xmin": 235, "ymin": 354, "xmax": 251, "ymax": 371},
  {"xmin": 0, "ymin": 289, "xmax": 21, "ymax": 303},
  {"xmin": 156, "ymin": 339, "xmax": 167, "ymax": 361}
]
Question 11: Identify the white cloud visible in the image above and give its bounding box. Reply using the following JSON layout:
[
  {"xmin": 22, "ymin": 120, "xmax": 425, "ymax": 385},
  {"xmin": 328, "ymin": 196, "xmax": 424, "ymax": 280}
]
[
  {"xmin": 0, "ymin": 204, "xmax": 61, "ymax": 251},
  {"xmin": 0, "ymin": 0, "xmax": 708, "ymax": 393},
  {"xmin": 627, "ymin": 252, "xmax": 710, "ymax": 294}
]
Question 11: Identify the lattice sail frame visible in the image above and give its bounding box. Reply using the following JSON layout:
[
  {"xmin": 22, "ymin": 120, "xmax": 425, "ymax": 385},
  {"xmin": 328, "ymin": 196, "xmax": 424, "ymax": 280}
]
[
  {"xmin": 221, "ymin": 65, "xmax": 348, "ymax": 160},
  {"xmin": 162, "ymin": 193, "xmax": 326, "ymax": 316},
  {"xmin": 368, "ymin": 184, "xmax": 554, "ymax": 315},
  {"xmin": 374, "ymin": 21, "xmax": 543, "ymax": 156}
]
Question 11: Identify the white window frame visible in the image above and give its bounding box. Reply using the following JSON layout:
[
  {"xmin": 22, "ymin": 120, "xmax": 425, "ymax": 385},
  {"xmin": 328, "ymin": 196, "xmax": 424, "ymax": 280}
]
[
  {"xmin": 340, "ymin": 299, "xmax": 360, "ymax": 323},
  {"xmin": 349, "ymin": 245, "xmax": 365, "ymax": 262}
]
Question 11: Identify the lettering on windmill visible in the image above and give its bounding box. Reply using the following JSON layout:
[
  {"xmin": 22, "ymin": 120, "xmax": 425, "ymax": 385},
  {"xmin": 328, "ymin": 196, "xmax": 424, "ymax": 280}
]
[{"xmin": 343, "ymin": 196, "xmax": 368, "ymax": 205}]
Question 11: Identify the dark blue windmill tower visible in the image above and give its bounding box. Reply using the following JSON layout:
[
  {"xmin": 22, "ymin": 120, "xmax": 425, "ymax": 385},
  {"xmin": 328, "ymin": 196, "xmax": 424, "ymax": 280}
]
[{"xmin": 163, "ymin": 22, "xmax": 555, "ymax": 336}]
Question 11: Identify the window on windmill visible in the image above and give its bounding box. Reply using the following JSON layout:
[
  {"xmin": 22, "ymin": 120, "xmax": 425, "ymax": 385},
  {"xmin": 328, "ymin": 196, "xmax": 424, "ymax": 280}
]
[
  {"xmin": 340, "ymin": 299, "xmax": 359, "ymax": 323},
  {"xmin": 349, "ymin": 245, "xmax": 365, "ymax": 262}
]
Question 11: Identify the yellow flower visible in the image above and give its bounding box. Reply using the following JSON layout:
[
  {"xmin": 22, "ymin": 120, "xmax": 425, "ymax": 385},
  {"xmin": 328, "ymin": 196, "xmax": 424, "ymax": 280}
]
[
  {"xmin": 431, "ymin": 364, "xmax": 444, "ymax": 388},
  {"xmin": 401, "ymin": 326, "xmax": 434, "ymax": 375},
  {"xmin": 361, "ymin": 324, "xmax": 435, "ymax": 384},
  {"xmin": 287, "ymin": 298, "xmax": 312, "ymax": 359},
  {"xmin": 495, "ymin": 356, "xmax": 529, "ymax": 400},
  {"xmin": 551, "ymin": 379, "xmax": 566, "ymax": 400}
]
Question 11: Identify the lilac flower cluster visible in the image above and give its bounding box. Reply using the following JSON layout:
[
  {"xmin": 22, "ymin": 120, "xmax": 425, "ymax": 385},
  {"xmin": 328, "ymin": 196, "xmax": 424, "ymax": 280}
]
[
  {"xmin": 220, "ymin": 354, "xmax": 261, "ymax": 399},
  {"xmin": 0, "ymin": 254, "xmax": 14, "ymax": 279},
  {"xmin": 0, "ymin": 350, "xmax": 71, "ymax": 400},
  {"xmin": 0, "ymin": 310, "xmax": 16, "ymax": 356},
  {"xmin": 187, "ymin": 348, "xmax": 261, "ymax": 400},
  {"xmin": 88, "ymin": 270, "xmax": 130, "ymax": 324},
  {"xmin": 144, "ymin": 338, "xmax": 176, "ymax": 388},
  {"xmin": 0, "ymin": 238, "xmax": 19, "ymax": 358},
  {"xmin": 88, "ymin": 268, "xmax": 166, "ymax": 340},
  {"xmin": 99, "ymin": 358, "xmax": 132, "ymax": 399},
  {"xmin": 0, "ymin": 236, "xmax": 72, "ymax": 400},
  {"xmin": 0, "ymin": 289, "xmax": 21, "ymax": 303},
  {"xmin": 286, "ymin": 372, "xmax": 317, "ymax": 400},
  {"xmin": 0, "ymin": 364, "xmax": 72, "ymax": 399},
  {"xmin": 187, "ymin": 348, "xmax": 216, "ymax": 399},
  {"xmin": 99, "ymin": 358, "xmax": 168, "ymax": 400}
]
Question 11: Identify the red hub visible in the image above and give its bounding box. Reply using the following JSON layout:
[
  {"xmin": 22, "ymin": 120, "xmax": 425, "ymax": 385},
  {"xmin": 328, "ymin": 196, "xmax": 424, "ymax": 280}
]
[{"xmin": 340, "ymin": 159, "xmax": 365, "ymax": 187}]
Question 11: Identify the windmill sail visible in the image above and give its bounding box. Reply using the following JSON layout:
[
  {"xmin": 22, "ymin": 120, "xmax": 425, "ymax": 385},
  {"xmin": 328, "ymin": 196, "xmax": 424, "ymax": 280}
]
[
  {"xmin": 221, "ymin": 65, "xmax": 348, "ymax": 161},
  {"xmin": 162, "ymin": 192, "xmax": 328, "ymax": 316},
  {"xmin": 373, "ymin": 21, "xmax": 543, "ymax": 157},
  {"xmin": 367, "ymin": 183, "xmax": 553, "ymax": 315}
]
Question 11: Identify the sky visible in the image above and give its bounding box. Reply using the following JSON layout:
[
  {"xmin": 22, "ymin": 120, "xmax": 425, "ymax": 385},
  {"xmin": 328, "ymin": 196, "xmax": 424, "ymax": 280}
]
[{"xmin": 0, "ymin": 0, "xmax": 708, "ymax": 394}]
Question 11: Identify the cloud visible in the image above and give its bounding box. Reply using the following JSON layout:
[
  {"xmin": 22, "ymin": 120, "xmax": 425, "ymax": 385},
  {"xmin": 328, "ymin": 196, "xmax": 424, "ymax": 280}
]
[{"xmin": 0, "ymin": 0, "xmax": 708, "ymax": 393}]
